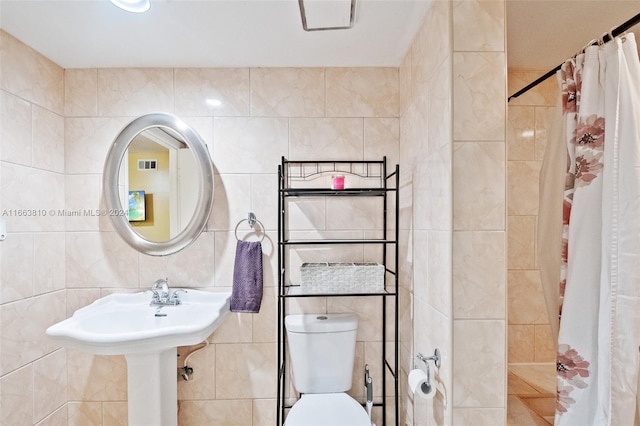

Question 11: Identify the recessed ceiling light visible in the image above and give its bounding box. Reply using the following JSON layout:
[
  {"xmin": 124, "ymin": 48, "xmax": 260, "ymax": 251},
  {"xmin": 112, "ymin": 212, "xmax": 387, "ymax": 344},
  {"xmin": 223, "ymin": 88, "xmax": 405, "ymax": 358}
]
[{"xmin": 109, "ymin": 0, "xmax": 150, "ymax": 13}]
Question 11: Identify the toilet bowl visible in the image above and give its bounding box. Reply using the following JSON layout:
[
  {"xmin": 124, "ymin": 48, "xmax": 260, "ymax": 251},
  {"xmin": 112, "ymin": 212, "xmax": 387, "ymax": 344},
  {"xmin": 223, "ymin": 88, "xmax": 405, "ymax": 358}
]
[
  {"xmin": 285, "ymin": 393, "xmax": 371, "ymax": 426},
  {"xmin": 284, "ymin": 314, "xmax": 370, "ymax": 426}
]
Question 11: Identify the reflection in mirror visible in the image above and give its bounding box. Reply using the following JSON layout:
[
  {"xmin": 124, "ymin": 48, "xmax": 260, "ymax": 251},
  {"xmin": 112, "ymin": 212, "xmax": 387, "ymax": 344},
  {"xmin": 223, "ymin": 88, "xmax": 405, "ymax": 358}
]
[
  {"xmin": 120, "ymin": 128, "xmax": 197, "ymax": 242},
  {"xmin": 103, "ymin": 113, "xmax": 214, "ymax": 256}
]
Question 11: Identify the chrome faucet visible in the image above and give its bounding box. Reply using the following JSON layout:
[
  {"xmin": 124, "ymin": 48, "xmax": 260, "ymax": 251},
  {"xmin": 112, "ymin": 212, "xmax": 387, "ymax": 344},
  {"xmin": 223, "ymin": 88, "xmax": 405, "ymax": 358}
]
[
  {"xmin": 151, "ymin": 278, "xmax": 171, "ymax": 305},
  {"xmin": 150, "ymin": 278, "xmax": 185, "ymax": 306}
]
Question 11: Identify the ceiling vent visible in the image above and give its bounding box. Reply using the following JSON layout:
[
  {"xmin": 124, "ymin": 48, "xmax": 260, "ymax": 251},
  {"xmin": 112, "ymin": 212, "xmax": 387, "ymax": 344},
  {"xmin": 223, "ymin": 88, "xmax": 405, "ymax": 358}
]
[
  {"xmin": 298, "ymin": 0, "xmax": 355, "ymax": 31},
  {"xmin": 137, "ymin": 159, "xmax": 158, "ymax": 170}
]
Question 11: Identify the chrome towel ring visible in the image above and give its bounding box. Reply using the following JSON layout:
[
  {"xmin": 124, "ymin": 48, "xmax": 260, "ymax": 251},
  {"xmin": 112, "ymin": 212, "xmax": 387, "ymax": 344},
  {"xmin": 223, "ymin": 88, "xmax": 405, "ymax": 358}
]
[{"xmin": 235, "ymin": 212, "xmax": 265, "ymax": 242}]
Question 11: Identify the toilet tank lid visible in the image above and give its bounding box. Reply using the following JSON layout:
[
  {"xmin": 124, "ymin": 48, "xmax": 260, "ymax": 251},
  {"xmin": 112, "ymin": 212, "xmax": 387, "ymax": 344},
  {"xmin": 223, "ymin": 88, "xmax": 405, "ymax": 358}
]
[{"xmin": 285, "ymin": 314, "xmax": 357, "ymax": 333}]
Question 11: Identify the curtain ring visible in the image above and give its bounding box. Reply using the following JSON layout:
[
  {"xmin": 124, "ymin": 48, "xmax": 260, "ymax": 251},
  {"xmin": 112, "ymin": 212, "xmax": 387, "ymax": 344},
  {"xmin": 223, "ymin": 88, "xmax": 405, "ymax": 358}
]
[
  {"xmin": 234, "ymin": 217, "xmax": 266, "ymax": 242},
  {"xmin": 620, "ymin": 31, "xmax": 627, "ymax": 43},
  {"xmin": 578, "ymin": 39, "xmax": 597, "ymax": 56}
]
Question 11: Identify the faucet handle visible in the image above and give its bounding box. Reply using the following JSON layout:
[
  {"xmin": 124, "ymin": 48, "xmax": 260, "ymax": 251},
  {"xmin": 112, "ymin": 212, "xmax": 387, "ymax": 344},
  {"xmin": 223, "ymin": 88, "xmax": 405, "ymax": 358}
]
[
  {"xmin": 153, "ymin": 277, "xmax": 169, "ymax": 288},
  {"xmin": 151, "ymin": 278, "xmax": 170, "ymax": 302},
  {"xmin": 152, "ymin": 278, "xmax": 170, "ymax": 297},
  {"xmin": 167, "ymin": 289, "xmax": 186, "ymax": 305},
  {"xmin": 171, "ymin": 289, "xmax": 186, "ymax": 298}
]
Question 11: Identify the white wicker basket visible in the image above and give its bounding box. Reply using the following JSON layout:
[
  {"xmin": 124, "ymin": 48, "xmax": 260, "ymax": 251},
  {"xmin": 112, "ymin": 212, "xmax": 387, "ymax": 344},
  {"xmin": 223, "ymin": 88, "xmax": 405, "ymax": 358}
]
[{"xmin": 300, "ymin": 262, "xmax": 385, "ymax": 294}]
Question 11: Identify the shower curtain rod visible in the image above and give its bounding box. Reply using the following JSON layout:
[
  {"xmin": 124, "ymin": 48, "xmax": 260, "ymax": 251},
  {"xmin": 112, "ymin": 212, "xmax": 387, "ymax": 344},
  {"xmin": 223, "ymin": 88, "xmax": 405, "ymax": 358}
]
[{"xmin": 507, "ymin": 12, "xmax": 640, "ymax": 102}]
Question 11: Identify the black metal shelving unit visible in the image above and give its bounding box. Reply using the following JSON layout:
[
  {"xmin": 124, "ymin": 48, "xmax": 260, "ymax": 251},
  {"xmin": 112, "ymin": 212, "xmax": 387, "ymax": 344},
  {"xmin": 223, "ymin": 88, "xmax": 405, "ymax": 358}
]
[{"xmin": 277, "ymin": 157, "xmax": 399, "ymax": 426}]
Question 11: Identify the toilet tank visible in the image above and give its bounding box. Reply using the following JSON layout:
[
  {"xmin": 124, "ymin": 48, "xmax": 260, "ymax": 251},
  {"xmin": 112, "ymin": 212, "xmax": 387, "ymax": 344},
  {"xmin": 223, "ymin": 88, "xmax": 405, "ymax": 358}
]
[{"xmin": 285, "ymin": 314, "xmax": 358, "ymax": 394}]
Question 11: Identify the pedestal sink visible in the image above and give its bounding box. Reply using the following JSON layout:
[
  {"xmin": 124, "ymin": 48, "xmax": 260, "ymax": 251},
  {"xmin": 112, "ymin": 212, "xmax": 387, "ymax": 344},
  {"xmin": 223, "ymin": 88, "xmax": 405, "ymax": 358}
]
[{"xmin": 46, "ymin": 289, "xmax": 231, "ymax": 426}]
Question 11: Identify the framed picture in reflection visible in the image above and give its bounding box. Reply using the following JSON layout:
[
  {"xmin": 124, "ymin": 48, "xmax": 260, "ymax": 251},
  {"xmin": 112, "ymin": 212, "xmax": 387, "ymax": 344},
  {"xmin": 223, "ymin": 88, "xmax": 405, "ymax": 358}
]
[{"xmin": 128, "ymin": 190, "xmax": 146, "ymax": 222}]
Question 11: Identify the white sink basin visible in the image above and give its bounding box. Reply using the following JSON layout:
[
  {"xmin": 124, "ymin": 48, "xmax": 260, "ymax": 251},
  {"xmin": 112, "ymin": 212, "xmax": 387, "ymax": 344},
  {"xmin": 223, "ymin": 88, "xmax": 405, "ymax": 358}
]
[
  {"xmin": 46, "ymin": 289, "xmax": 231, "ymax": 355},
  {"xmin": 46, "ymin": 288, "xmax": 231, "ymax": 426}
]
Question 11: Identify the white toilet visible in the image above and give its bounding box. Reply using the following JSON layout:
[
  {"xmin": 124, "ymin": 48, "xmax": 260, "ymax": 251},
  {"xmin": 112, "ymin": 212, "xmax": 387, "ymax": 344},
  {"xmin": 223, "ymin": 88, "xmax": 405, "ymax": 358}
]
[{"xmin": 285, "ymin": 313, "xmax": 371, "ymax": 426}]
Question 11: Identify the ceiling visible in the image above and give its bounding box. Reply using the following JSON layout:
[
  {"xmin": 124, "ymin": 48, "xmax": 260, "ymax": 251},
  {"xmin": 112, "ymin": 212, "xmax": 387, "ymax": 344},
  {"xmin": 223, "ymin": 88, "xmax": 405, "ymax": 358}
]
[
  {"xmin": 0, "ymin": 1, "xmax": 638, "ymax": 71},
  {"xmin": 507, "ymin": 1, "xmax": 640, "ymax": 70},
  {"xmin": 0, "ymin": 0, "xmax": 431, "ymax": 68}
]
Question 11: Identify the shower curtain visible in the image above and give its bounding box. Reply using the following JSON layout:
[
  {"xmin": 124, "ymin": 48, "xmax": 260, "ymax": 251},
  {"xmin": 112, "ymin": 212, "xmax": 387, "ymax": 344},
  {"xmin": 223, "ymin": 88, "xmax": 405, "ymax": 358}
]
[{"xmin": 549, "ymin": 33, "xmax": 640, "ymax": 425}]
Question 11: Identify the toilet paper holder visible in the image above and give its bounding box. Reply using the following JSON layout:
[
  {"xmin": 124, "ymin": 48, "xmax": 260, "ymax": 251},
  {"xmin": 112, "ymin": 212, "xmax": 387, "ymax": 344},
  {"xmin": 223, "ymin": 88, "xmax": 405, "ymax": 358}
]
[{"xmin": 416, "ymin": 348, "xmax": 441, "ymax": 368}]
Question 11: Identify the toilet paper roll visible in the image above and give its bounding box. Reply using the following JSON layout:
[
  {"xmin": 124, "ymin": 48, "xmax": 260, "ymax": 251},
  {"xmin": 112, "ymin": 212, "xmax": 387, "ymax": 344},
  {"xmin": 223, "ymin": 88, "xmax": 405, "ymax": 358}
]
[{"xmin": 408, "ymin": 368, "xmax": 437, "ymax": 399}]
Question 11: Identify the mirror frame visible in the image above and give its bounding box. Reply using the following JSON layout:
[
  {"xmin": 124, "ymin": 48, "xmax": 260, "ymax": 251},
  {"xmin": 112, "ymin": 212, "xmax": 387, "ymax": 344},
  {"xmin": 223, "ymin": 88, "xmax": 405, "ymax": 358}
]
[{"xmin": 103, "ymin": 112, "xmax": 214, "ymax": 256}]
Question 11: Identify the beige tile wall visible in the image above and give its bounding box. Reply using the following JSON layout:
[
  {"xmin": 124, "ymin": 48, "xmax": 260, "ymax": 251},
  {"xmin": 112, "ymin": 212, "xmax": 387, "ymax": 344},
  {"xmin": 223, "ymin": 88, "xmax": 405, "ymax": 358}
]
[
  {"xmin": 507, "ymin": 68, "xmax": 558, "ymax": 365},
  {"xmin": 63, "ymin": 65, "xmax": 399, "ymax": 425},
  {"xmin": 399, "ymin": 1, "xmax": 453, "ymax": 425},
  {"xmin": 0, "ymin": 30, "xmax": 68, "ymax": 425},
  {"xmin": 451, "ymin": 0, "xmax": 507, "ymax": 424},
  {"xmin": 1, "ymin": 3, "xmax": 513, "ymax": 422},
  {"xmin": 2, "ymin": 29, "xmax": 402, "ymax": 425},
  {"xmin": 399, "ymin": 1, "xmax": 509, "ymax": 424}
]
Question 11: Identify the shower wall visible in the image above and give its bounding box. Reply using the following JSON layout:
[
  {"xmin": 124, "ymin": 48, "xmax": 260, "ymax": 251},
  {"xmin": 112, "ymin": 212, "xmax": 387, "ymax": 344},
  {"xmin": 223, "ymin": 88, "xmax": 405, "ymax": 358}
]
[{"xmin": 506, "ymin": 69, "xmax": 558, "ymax": 365}]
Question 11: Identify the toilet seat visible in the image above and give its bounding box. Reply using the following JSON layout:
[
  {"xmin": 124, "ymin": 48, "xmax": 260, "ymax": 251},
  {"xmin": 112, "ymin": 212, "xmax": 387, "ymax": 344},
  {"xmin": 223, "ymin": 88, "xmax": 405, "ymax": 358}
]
[{"xmin": 285, "ymin": 393, "xmax": 371, "ymax": 426}]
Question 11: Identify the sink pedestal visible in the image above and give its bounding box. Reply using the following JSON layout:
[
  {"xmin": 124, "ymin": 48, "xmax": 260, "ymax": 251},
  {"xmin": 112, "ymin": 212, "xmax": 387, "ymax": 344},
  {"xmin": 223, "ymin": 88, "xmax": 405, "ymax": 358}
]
[
  {"xmin": 125, "ymin": 348, "xmax": 178, "ymax": 426},
  {"xmin": 45, "ymin": 290, "xmax": 232, "ymax": 426}
]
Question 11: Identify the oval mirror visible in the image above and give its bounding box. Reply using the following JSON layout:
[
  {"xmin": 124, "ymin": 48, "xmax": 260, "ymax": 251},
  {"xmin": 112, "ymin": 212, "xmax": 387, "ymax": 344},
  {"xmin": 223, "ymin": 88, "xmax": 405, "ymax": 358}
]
[{"xmin": 103, "ymin": 113, "xmax": 214, "ymax": 256}]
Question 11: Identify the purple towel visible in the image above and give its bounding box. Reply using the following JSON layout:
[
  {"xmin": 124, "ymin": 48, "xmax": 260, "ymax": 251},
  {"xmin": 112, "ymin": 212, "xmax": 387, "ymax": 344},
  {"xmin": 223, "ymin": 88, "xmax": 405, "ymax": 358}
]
[{"xmin": 230, "ymin": 240, "xmax": 263, "ymax": 313}]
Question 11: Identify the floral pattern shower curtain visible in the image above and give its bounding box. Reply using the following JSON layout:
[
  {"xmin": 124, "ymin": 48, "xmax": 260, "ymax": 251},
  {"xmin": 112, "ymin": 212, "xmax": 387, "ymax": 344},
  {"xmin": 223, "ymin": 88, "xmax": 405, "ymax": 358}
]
[{"xmin": 554, "ymin": 33, "xmax": 640, "ymax": 425}]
